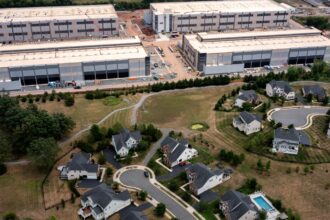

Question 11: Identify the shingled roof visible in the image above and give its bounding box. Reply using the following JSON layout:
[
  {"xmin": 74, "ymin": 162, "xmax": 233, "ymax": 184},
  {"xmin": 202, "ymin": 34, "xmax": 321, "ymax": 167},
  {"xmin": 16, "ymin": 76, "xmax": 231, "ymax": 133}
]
[
  {"xmin": 302, "ymin": 85, "xmax": 326, "ymax": 101},
  {"xmin": 187, "ymin": 163, "xmax": 223, "ymax": 189},
  {"xmin": 237, "ymin": 90, "xmax": 258, "ymax": 102},
  {"xmin": 66, "ymin": 152, "xmax": 98, "ymax": 173},
  {"xmin": 221, "ymin": 190, "xmax": 258, "ymax": 220},
  {"xmin": 274, "ymin": 127, "xmax": 311, "ymax": 146},
  {"xmin": 113, "ymin": 129, "xmax": 141, "ymax": 152},
  {"xmin": 239, "ymin": 111, "xmax": 262, "ymax": 124},
  {"xmin": 269, "ymin": 80, "xmax": 293, "ymax": 94}
]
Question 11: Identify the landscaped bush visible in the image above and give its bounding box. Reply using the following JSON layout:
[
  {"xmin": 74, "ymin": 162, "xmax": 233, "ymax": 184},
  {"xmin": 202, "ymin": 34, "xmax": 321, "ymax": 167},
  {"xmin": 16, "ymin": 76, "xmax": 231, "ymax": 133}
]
[
  {"xmin": 64, "ymin": 94, "xmax": 74, "ymax": 106},
  {"xmin": 74, "ymin": 141, "xmax": 94, "ymax": 153},
  {"xmin": 238, "ymin": 178, "xmax": 262, "ymax": 194},
  {"xmin": 218, "ymin": 149, "xmax": 245, "ymax": 166},
  {"xmin": 0, "ymin": 162, "xmax": 7, "ymax": 175}
]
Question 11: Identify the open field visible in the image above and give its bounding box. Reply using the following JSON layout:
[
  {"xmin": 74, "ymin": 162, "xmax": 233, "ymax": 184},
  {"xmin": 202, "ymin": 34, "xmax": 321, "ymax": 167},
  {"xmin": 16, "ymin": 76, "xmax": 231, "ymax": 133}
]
[
  {"xmin": 138, "ymin": 85, "xmax": 242, "ymax": 129},
  {"xmin": 30, "ymin": 94, "xmax": 140, "ymax": 133}
]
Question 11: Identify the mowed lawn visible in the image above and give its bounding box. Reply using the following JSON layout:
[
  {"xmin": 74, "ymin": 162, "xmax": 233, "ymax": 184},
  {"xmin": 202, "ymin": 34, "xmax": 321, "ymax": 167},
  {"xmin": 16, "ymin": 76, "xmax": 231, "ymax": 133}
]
[{"xmin": 138, "ymin": 85, "xmax": 242, "ymax": 128}]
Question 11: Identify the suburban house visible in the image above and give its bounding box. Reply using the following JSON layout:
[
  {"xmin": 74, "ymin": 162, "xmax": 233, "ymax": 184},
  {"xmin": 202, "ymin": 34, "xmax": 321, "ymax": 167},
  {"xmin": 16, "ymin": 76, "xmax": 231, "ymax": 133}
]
[
  {"xmin": 186, "ymin": 163, "xmax": 231, "ymax": 195},
  {"xmin": 78, "ymin": 183, "xmax": 131, "ymax": 220},
  {"xmin": 266, "ymin": 80, "xmax": 295, "ymax": 100},
  {"xmin": 112, "ymin": 129, "xmax": 142, "ymax": 157},
  {"xmin": 220, "ymin": 190, "xmax": 284, "ymax": 220},
  {"xmin": 220, "ymin": 190, "xmax": 259, "ymax": 220},
  {"xmin": 302, "ymin": 85, "xmax": 326, "ymax": 102},
  {"xmin": 233, "ymin": 111, "xmax": 262, "ymax": 135},
  {"xmin": 161, "ymin": 136, "xmax": 198, "ymax": 168},
  {"xmin": 122, "ymin": 210, "xmax": 147, "ymax": 220},
  {"xmin": 272, "ymin": 127, "xmax": 311, "ymax": 155},
  {"xmin": 234, "ymin": 90, "xmax": 260, "ymax": 108},
  {"xmin": 59, "ymin": 152, "xmax": 99, "ymax": 180}
]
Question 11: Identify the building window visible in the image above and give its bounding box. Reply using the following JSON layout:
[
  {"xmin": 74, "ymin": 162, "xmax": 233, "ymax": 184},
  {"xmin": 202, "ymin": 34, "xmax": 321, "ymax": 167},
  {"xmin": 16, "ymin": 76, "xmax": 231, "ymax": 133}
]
[
  {"xmin": 220, "ymin": 22, "xmax": 235, "ymax": 25},
  {"xmin": 256, "ymin": 20, "xmax": 270, "ymax": 24},
  {"xmin": 177, "ymin": 24, "xmax": 197, "ymax": 27},
  {"xmin": 178, "ymin": 16, "xmax": 197, "ymax": 20},
  {"xmin": 54, "ymin": 21, "xmax": 72, "ymax": 25},
  {"xmin": 55, "ymin": 30, "xmax": 73, "ymax": 33},
  {"xmin": 77, "ymin": 29, "xmax": 95, "ymax": 32},
  {"xmin": 274, "ymin": 20, "xmax": 287, "ymax": 23},
  {"xmin": 257, "ymin": 13, "xmax": 271, "ymax": 16},
  {"xmin": 238, "ymin": 21, "xmax": 252, "ymax": 25},
  {"xmin": 275, "ymin": 12, "xmax": 288, "ymax": 16},
  {"xmin": 220, "ymin": 14, "xmax": 235, "ymax": 18},
  {"xmin": 9, "ymin": 32, "xmax": 28, "ymax": 36},
  {"xmin": 98, "ymin": 19, "xmax": 116, "ymax": 24},
  {"xmin": 238, "ymin": 13, "xmax": 253, "ymax": 17},
  {"xmin": 32, "ymin": 31, "xmax": 51, "ymax": 35},
  {"xmin": 31, "ymin": 23, "xmax": 49, "ymax": 27},
  {"xmin": 99, "ymin": 28, "xmax": 116, "ymax": 31},
  {"xmin": 77, "ymin": 20, "xmax": 94, "ymax": 25},
  {"xmin": 7, "ymin": 24, "xmax": 26, "ymax": 28},
  {"xmin": 201, "ymin": 23, "xmax": 216, "ymax": 26},
  {"xmin": 201, "ymin": 15, "xmax": 216, "ymax": 19}
]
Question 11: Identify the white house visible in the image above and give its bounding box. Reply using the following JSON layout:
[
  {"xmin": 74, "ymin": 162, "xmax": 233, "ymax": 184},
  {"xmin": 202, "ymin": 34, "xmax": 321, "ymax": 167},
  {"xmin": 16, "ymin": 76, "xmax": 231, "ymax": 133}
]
[
  {"xmin": 266, "ymin": 80, "xmax": 295, "ymax": 100},
  {"xmin": 234, "ymin": 90, "xmax": 260, "ymax": 108},
  {"xmin": 272, "ymin": 127, "xmax": 311, "ymax": 155},
  {"xmin": 233, "ymin": 111, "xmax": 262, "ymax": 135},
  {"xmin": 59, "ymin": 152, "xmax": 99, "ymax": 180},
  {"xmin": 112, "ymin": 129, "xmax": 142, "ymax": 157},
  {"xmin": 78, "ymin": 184, "xmax": 131, "ymax": 220},
  {"xmin": 220, "ymin": 190, "xmax": 259, "ymax": 220},
  {"xmin": 186, "ymin": 163, "xmax": 231, "ymax": 195},
  {"xmin": 161, "ymin": 136, "xmax": 198, "ymax": 168}
]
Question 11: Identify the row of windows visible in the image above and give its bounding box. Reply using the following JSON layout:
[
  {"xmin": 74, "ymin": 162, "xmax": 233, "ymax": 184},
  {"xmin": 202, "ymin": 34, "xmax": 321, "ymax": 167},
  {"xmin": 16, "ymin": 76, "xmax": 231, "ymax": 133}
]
[
  {"xmin": 84, "ymin": 70, "xmax": 129, "ymax": 80},
  {"xmin": 219, "ymin": 22, "xmax": 235, "ymax": 25},
  {"xmin": 238, "ymin": 21, "xmax": 252, "ymax": 25},
  {"xmin": 201, "ymin": 23, "xmax": 216, "ymax": 26},
  {"xmin": 32, "ymin": 31, "xmax": 51, "ymax": 35},
  {"xmin": 275, "ymin": 12, "xmax": 289, "ymax": 16},
  {"xmin": 202, "ymin": 15, "xmax": 216, "ymax": 19},
  {"xmin": 256, "ymin": 20, "xmax": 270, "ymax": 24},
  {"xmin": 274, "ymin": 20, "xmax": 287, "ymax": 23},
  {"xmin": 238, "ymin": 13, "xmax": 253, "ymax": 17},
  {"xmin": 178, "ymin": 16, "xmax": 198, "ymax": 20},
  {"xmin": 9, "ymin": 32, "xmax": 27, "ymax": 36},
  {"xmin": 77, "ymin": 21, "xmax": 94, "ymax": 25},
  {"xmin": 7, "ymin": 24, "xmax": 27, "ymax": 28},
  {"xmin": 55, "ymin": 30, "xmax": 73, "ymax": 33},
  {"xmin": 288, "ymin": 56, "xmax": 323, "ymax": 65},
  {"xmin": 77, "ymin": 29, "xmax": 95, "ymax": 33},
  {"xmin": 257, "ymin": 13, "xmax": 271, "ymax": 16},
  {"xmin": 31, "ymin": 23, "xmax": 49, "ymax": 27},
  {"xmin": 100, "ymin": 28, "xmax": 116, "ymax": 31},
  {"xmin": 220, "ymin": 15, "xmax": 235, "ymax": 18},
  {"xmin": 177, "ymin": 24, "xmax": 197, "ymax": 27},
  {"xmin": 233, "ymin": 59, "xmax": 271, "ymax": 68},
  {"xmin": 54, "ymin": 21, "xmax": 72, "ymax": 26},
  {"xmin": 98, "ymin": 20, "xmax": 116, "ymax": 24}
]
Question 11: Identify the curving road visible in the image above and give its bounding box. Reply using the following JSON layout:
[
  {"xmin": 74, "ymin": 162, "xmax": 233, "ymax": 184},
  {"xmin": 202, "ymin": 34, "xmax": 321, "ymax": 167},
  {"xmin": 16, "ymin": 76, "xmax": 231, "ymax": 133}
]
[
  {"xmin": 269, "ymin": 106, "xmax": 329, "ymax": 129},
  {"xmin": 119, "ymin": 168, "xmax": 196, "ymax": 220}
]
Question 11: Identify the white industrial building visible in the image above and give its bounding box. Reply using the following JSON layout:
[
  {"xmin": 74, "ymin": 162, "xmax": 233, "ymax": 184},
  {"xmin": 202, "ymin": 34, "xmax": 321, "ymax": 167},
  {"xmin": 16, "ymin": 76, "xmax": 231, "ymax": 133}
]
[
  {"xmin": 0, "ymin": 37, "xmax": 150, "ymax": 87},
  {"xmin": 0, "ymin": 4, "xmax": 118, "ymax": 43},
  {"xmin": 148, "ymin": 0, "xmax": 291, "ymax": 33},
  {"xmin": 182, "ymin": 28, "xmax": 330, "ymax": 74}
]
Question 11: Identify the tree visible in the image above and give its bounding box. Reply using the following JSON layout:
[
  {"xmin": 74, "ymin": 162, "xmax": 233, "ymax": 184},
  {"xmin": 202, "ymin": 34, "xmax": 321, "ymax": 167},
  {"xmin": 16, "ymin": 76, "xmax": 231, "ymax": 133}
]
[
  {"xmin": 3, "ymin": 212, "xmax": 18, "ymax": 220},
  {"xmin": 98, "ymin": 154, "xmax": 106, "ymax": 165},
  {"xmin": 265, "ymin": 160, "xmax": 271, "ymax": 174},
  {"xmin": 138, "ymin": 190, "xmax": 148, "ymax": 201},
  {"xmin": 0, "ymin": 162, "xmax": 7, "ymax": 175},
  {"xmin": 323, "ymin": 96, "xmax": 329, "ymax": 106},
  {"xmin": 0, "ymin": 132, "xmax": 11, "ymax": 162},
  {"xmin": 288, "ymin": 124, "xmax": 294, "ymax": 129},
  {"xmin": 106, "ymin": 167, "xmax": 113, "ymax": 177},
  {"xmin": 182, "ymin": 191, "xmax": 192, "ymax": 203},
  {"xmin": 90, "ymin": 124, "xmax": 103, "ymax": 142},
  {"xmin": 137, "ymin": 140, "xmax": 150, "ymax": 151},
  {"xmin": 154, "ymin": 203, "xmax": 166, "ymax": 217},
  {"xmin": 27, "ymin": 138, "xmax": 59, "ymax": 170},
  {"xmin": 306, "ymin": 93, "xmax": 313, "ymax": 103},
  {"xmin": 258, "ymin": 211, "xmax": 267, "ymax": 220},
  {"xmin": 257, "ymin": 159, "xmax": 264, "ymax": 172},
  {"xmin": 168, "ymin": 181, "xmax": 179, "ymax": 191},
  {"xmin": 64, "ymin": 94, "xmax": 74, "ymax": 106}
]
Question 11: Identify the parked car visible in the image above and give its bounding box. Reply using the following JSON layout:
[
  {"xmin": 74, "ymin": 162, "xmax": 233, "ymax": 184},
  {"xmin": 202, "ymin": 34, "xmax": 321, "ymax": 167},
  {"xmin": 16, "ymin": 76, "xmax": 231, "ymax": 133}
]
[{"xmin": 144, "ymin": 171, "xmax": 149, "ymax": 178}]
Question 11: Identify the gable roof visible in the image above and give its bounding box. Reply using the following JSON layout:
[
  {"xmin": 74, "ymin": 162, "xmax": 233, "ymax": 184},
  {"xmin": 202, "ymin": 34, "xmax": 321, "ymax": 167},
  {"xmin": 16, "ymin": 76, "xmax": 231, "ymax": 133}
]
[
  {"xmin": 268, "ymin": 80, "xmax": 292, "ymax": 94},
  {"xmin": 274, "ymin": 127, "xmax": 311, "ymax": 145},
  {"xmin": 302, "ymin": 85, "xmax": 326, "ymax": 99},
  {"xmin": 81, "ymin": 183, "xmax": 130, "ymax": 209},
  {"xmin": 168, "ymin": 144, "xmax": 187, "ymax": 163},
  {"xmin": 113, "ymin": 129, "xmax": 142, "ymax": 152},
  {"xmin": 161, "ymin": 136, "xmax": 179, "ymax": 152},
  {"xmin": 239, "ymin": 111, "xmax": 262, "ymax": 124},
  {"xmin": 237, "ymin": 90, "xmax": 258, "ymax": 102},
  {"xmin": 186, "ymin": 163, "xmax": 223, "ymax": 189},
  {"xmin": 221, "ymin": 190, "xmax": 258, "ymax": 220},
  {"xmin": 121, "ymin": 210, "xmax": 147, "ymax": 220},
  {"xmin": 66, "ymin": 152, "xmax": 99, "ymax": 173}
]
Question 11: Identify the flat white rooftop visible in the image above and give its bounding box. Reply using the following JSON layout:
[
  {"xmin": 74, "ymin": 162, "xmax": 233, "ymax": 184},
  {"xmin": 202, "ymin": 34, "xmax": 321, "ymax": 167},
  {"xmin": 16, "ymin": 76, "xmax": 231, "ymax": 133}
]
[
  {"xmin": 0, "ymin": 37, "xmax": 141, "ymax": 53},
  {"xmin": 0, "ymin": 4, "xmax": 117, "ymax": 23},
  {"xmin": 0, "ymin": 37, "xmax": 147, "ymax": 68},
  {"xmin": 197, "ymin": 28, "xmax": 322, "ymax": 41},
  {"xmin": 185, "ymin": 29, "xmax": 330, "ymax": 54},
  {"xmin": 151, "ymin": 0, "xmax": 288, "ymax": 15}
]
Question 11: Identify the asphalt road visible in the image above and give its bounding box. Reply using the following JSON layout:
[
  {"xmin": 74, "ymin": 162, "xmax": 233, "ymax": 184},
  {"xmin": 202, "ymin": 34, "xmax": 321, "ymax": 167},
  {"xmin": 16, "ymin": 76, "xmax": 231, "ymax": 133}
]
[
  {"xmin": 120, "ymin": 169, "xmax": 196, "ymax": 220},
  {"xmin": 271, "ymin": 106, "xmax": 329, "ymax": 128}
]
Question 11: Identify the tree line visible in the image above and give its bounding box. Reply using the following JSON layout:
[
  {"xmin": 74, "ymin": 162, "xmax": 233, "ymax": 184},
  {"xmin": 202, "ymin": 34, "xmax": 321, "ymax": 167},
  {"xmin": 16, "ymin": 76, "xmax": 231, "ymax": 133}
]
[{"xmin": 0, "ymin": 95, "xmax": 75, "ymax": 170}]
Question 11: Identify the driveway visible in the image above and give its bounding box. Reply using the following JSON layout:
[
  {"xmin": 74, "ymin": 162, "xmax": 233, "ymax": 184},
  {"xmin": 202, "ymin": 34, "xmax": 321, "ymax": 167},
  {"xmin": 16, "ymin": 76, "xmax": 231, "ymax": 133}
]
[
  {"xmin": 103, "ymin": 148, "xmax": 122, "ymax": 169},
  {"xmin": 269, "ymin": 106, "xmax": 329, "ymax": 129},
  {"xmin": 119, "ymin": 169, "xmax": 196, "ymax": 220},
  {"xmin": 119, "ymin": 202, "xmax": 152, "ymax": 219},
  {"xmin": 77, "ymin": 179, "xmax": 101, "ymax": 188}
]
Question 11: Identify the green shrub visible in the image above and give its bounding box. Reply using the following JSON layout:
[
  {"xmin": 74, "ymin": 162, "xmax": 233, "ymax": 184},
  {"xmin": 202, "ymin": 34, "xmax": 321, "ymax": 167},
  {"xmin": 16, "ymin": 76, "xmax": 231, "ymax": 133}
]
[{"xmin": 0, "ymin": 162, "xmax": 7, "ymax": 175}]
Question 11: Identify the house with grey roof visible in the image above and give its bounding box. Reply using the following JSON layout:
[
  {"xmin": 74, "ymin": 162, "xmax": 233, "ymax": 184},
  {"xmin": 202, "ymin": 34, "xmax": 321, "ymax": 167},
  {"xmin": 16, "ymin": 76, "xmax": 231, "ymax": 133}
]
[
  {"xmin": 186, "ymin": 163, "xmax": 231, "ymax": 196},
  {"xmin": 161, "ymin": 136, "xmax": 198, "ymax": 168},
  {"xmin": 121, "ymin": 210, "xmax": 147, "ymax": 220},
  {"xmin": 234, "ymin": 90, "xmax": 260, "ymax": 108},
  {"xmin": 220, "ymin": 190, "xmax": 258, "ymax": 220},
  {"xmin": 266, "ymin": 80, "xmax": 295, "ymax": 100},
  {"xmin": 272, "ymin": 127, "xmax": 311, "ymax": 155},
  {"xmin": 112, "ymin": 129, "xmax": 142, "ymax": 157},
  {"xmin": 78, "ymin": 183, "xmax": 131, "ymax": 220},
  {"xmin": 233, "ymin": 111, "xmax": 262, "ymax": 135},
  {"xmin": 59, "ymin": 152, "xmax": 99, "ymax": 180},
  {"xmin": 302, "ymin": 85, "xmax": 326, "ymax": 102}
]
